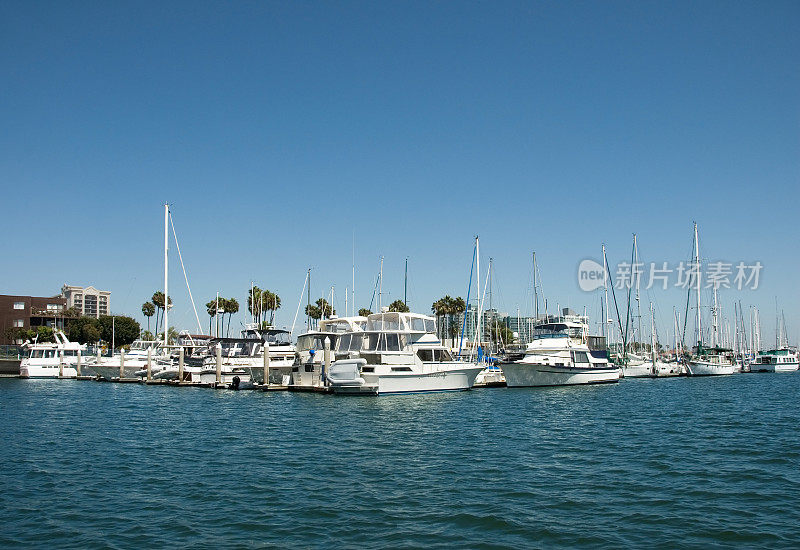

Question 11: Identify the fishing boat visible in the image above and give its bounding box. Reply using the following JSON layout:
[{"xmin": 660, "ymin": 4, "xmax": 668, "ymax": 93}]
[
  {"xmin": 498, "ymin": 317, "xmax": 619, "ymax": 387},
  {"xmin": 327, "ymin": 311, "xmax": 483, "ymax": 395},
  {"xmin": 19, "ymin": 330, "xmax": 89, "ymax": 378}
]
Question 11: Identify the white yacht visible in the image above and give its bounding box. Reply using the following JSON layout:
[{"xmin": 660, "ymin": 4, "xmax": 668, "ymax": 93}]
[
  {"xmin": 749, "ymin": 348, "xmax": 799, "ymax": 373},
  {"xmin": 499, "ymin": 319, "xmax": 619, "ymax": 387},
  {"xmin": 92, "ymin": 339, "xmax": 164, "ymax": 380},
  {"xmin": 19, "ymin": 330, "xmax": 89, "ymax": 378},
  {"xmin": 327, "ymin": 311, "xmax": 483, "ymax": 395},
  {"xmin": 233, "ymin": 327, "xmax": 296, "ymax": 385},
  {"xmin": 291, "ymin": 316, "xmax": 366, "ymax": 388}
]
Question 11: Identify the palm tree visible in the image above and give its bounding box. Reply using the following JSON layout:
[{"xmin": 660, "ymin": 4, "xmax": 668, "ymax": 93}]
[
  {"xmin": 264, "ymin": 291, "xmax": 281, "ymax": 325},
  {"xmin": 225, "ymin": 297, "xmax": 239, "ymax": 337},
  {"xmin": 389, "ymin": 299, "xmax": 410, "ymax": 313},
  {"xmin": 247, "ymin": 286, "xmax": 262, "ymax": 324},
  {"xmin": 206, "ymin": 300, "xmax": 218, "ymax": 336},
  {"xmin": 141, "ymin": 302, "xmax": 155, "ymax": 333},
  {"xmin": 151, "ymin": 292, "xmax": 172, "ymax": 335},
  {"xmin": 358, "ymin": 308, "xmax": 372, "ymax": 317}
]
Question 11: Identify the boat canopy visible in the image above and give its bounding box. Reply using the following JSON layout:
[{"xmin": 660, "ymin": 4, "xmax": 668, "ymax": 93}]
[{"xmin": 366, "ymin": 312, "xmax": 435, "ymax": 333}]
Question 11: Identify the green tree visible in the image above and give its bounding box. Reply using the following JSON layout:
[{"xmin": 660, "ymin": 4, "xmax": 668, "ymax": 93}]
[
  {"xmin": 158, "ymin": 326, "xmax": 178, "ymax": 345},
  {"xmin": 388, "ymin": 299, "xmax": 410, "ymax": 312},
  {"xmin": 141, "ymin": 330, "xmax": 155, "ymax": 341},
  {"xmin": 206, "ymin": 299, "xmax": 219, "ymax": 336},
  {"xmin": 358, "ymin": 308, "xmax": 372, "ymax": 317},
  {"xmin": 98, "ymin": 315, "xmax": 141, "ymax": 348},
  {"xmin": 151, "ymin": 291, "xmax": 172, "ymax": 334},
  {"xmin": 264, "ymin": 291, "xmax": 281, "ymax": 324},
  {"xmin": 66, "ymin": 316, "xmax": 101, "ymax": 344},
  {"xmin": 35, "ymin": 326, "xmax": 54, "ymax": 342},
  {"xmin": 225, "ymin": 297, "xmax": 239, "ymax": 337},
  {"xmin": 247, "ymin": 286, "xmax": 263, "ymax": 324},
  {"xmin": 141, "ymin": 302, "xmax": 155, "ymax": 333}
]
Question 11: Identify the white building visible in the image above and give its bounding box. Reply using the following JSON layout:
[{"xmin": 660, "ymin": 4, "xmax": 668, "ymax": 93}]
[{"xmin": 61, "ymin": 284, "xmax": 111, "ymax": 318}]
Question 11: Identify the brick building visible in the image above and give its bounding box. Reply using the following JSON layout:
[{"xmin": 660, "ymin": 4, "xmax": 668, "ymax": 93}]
[{"xmin": 0, "ymin": 294, "xmax": 68, "ymax": 345}]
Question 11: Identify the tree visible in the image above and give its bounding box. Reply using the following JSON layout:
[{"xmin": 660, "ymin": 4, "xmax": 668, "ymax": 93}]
[
  {"xmin": 225, "ymin": 297, "xmax": 239, "ymax": 337},
  {"xmin": 247, "ymin": 286, "xmax": 263, "ymax": 324},
  {"xmin": 158, "ymin": 326, "xmax": 178, "ymax": 345},
  {"xmin": 206, "ymin": 300, "xmax": 218, "ymax": 336},
  {"xmin": 489, "ymin": 320, "xmax": 514, "ymax": 348},
  {"xmin": 141, "ymin": 330, "xmax": 155, "ymax": 341},
  {"xmin": 358, "ymin": 308, "xmax": 372, "ymax": 317},
  {"xmin": 66, "ymin": 316, "xmax": 101, "ymax": 344},
  {"xmin": 264, "ymin": 291, "xmax": 281, "ymax": 324},
  {"xmin": 142, "ymin": 302, "xmax": 155, "ymax": 333},
  {"xmin": 388, "ymin": 299, "xmax": 410, "ymax": 313},
  {"xmin": 98, "ymin": 315, "xmax": 141, "ymax": 348},
  {"xmin": 305, "ymin": 305, "xmax": 322, "ymax": 328},
  {"xmin": 151, "ymin": 291, "xmax": 173, "ymax": 334}
]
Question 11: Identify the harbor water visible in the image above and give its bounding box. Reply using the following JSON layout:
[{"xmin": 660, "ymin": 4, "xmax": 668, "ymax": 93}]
[{"xmin": 1, "ymin": 375, "xmax": 799, "ymax": 548}]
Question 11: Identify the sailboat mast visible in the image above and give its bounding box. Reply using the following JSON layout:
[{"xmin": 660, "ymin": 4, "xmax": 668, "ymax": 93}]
[
  {"xmin": 602, "ymin": 244, "xmax": 609, "ymax": 340},
  {"xmin": 378, "ymin": 256, "xmax": 383, "ymax": 310},
  {"xmin": 634, "ymin": 234, "xmax": 642, "ymax": 350},
  {"xmin": 712, "ymin": 284, "xmax": 719, "ymax": 348},
  {"xmin": 532, "ymin": 251, "xmax": 538, "ymax": 320},
  {"xmin": 404, "ymin": 257, "xmax": 408, "ymax": 306},
  {"xmin": 476, "ymin": 237, "xmax": 480, "ymax": 347},
  {"xmin": 163, "ymin": 203, "xmax": 169, "ymax": 347},
  {"xmin": 694, "ymin": 222, "xmax": 702, "ymax": 347}
]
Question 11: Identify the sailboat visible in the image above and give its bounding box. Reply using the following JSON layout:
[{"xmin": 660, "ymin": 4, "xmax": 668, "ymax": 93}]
[{"xmin": 685, "ymin": 223, "xmax": 735, "ymax": 376}]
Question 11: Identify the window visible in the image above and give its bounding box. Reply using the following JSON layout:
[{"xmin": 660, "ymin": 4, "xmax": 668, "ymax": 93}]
[
  {"xmin": 425, "ymin": 319, "xmax": 436, "ymax": 333},
  {"xmin": 410, "ymin": 318, "xmax": 426, "ymax": 331},
  {"xmin": 417, "ymin": 349, "xmax": 434, "ymax": 362},
  {"xmin": 13, "ymin": 319, "xmax": 24, "ymax": 327},
  {"xmin": 13, "ymin": 302, "xmax": 24, "ymax": 310},
  {"xmin": 46, "ymin": 304, "xmax": 62, "ymax": 311}
]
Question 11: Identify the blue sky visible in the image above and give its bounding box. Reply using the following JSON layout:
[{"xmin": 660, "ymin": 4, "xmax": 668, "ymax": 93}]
[{"xmin": 2, "ymin": 1, "xmax": 798, "ymax": 344}]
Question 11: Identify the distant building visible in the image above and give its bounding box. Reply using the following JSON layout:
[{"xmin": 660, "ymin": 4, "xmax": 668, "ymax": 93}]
[
  {"xmin": 0, "ymin": 294, "xmax": 67, "ymax": 345},
  {"xmin": 61, "ymin": 284, "xmax": 111, "ymax": 318}
]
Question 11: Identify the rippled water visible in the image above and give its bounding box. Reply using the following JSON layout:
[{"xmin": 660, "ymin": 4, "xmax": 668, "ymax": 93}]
[{"xmin": 1, "ymin": 375, "xmax": 799, "ymax": 548}]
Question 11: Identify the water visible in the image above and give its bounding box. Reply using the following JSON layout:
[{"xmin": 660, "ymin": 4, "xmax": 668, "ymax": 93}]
[{"xmin": 1, "ymin": 375, "xmax": 799, "ymax": 549}]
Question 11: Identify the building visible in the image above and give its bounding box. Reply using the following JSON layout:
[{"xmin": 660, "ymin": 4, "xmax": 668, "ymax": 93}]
[
  {"xmin": 61, "ymin": 284, "xmax": 111, "ymax": 318},
  {"xmin": 0, "ymin": 294, "xmax": 68, "ymax": 345}
]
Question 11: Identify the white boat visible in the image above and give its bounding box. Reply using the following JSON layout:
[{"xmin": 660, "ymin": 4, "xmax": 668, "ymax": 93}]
[
  {"xmin": 92, "ymin": 339, "xmax": 164, "ymax": 380},
  {"xmin": 231, "ymin": 327, "xmax": 296, "ymax": 385},
  {"xmin": 499, "ymin": 318, "xmax": 619, "ymax": 387},
  {"xmin": 291, "ymin": 316, "xmax": 366, "ymax": 388},
  {"xmin": 327, "ymin": 311, "xmax": 483, "ymax": 395},
  {"xmin": 686, "ymin": 349, "xmax": 736, "ymax": 376},
  {"xmin": 19, "ymin": 330, "xmax": 89, "ymax": 378},
  {"xmin": 750, "ymin": 348, "xmax": 799, "ymax": 373}
]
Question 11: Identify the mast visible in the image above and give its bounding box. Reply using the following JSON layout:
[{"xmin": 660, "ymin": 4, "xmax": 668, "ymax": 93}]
[
  {"xmin": 307, "ymin": 268, "xmax": 311, "ymax": 331},
  {"xmin": 711, "ymin": 284, "xmax": 719, "ymax": 348},
  {"xmin": 378, "ymin": 256, "xmax": 383, "ymax": 311},
  {"xmin": 532, "ymin": 251, "xmax": 538, "ymax": 320},
  {"xmin": 163, "ymin": 203, "xmax": 169, "ymax": 347},
  {"xmin": 694, "ymin": 222, "xmax": 702, "ymax": 348},
  {"xmin": 352, "ymin": 230, "xmax": 355, "ymax": 317},
  {"xmin": 476, "ymin": 237, "xmax": 480, "ymax": 347},
  {"xmin": 404, "ymin": 257, "xmax": 408, "ymax": 306},
  {"xmin": 634, "ymin": 234, "xmax": 642, "ymax": 351},
  {"xmin": 650, "ymin": 302, "xmax": 657, "ymax": 374},
  {"xmin": 602, "ymin": 244, "xmax": 609, "ymax": 340}
]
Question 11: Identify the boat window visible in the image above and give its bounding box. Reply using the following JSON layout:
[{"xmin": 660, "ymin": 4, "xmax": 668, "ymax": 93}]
[
  {"xmin": 434, "ymin": 349, "xmax": 452, "ymax": 361},
  {"xmin": 337, "ymin": 334, "xmax": 351, "ymax": 352},
  {"xmin": 45, "ymin": 350, "xmax": 56, "ymax": 358},
  {"xmin": 425, "ymin": 320, "xmax": 436, "ymax": 333},
  {"xmin": 572, "ymin": 351, "xmax": 589, "ymax": 363},
  {"xmin": 64, "ymin": 350, "xmax": 77, "ymax": 357},
  {"xmin": 410, "ymin": 318, "xmax": 426, "ymax": 331},
  {"xmin": 417, "ymin": 349, "xmax": 434, "ymax": 362}
]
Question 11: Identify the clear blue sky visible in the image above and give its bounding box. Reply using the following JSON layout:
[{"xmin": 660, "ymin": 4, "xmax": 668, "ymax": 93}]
[{"xmin": 2, "ymin": 1, "xmax": 798, "ymax": 344}]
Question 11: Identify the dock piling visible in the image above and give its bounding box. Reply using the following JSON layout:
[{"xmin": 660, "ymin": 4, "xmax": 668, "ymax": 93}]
[
  {"xmin": 215, "ymin": 344, "xmax": 222, "ymax": 385},
  {"xmin": 178, "ymin": 347, "xmax": 184, "ymax": 382},
  {"xmin": 76, "ymin": 349, "xmax": 81, "ymax": 377},
  {"xmin": 263, "ymin": 341, "xmax": 270, "ymax": 387},
  {"xmin": 146, "ymin": 348, "xmax": 152, "ymax": 381},
  {"xmin": 59, "ymin": 350, "xmax": 64, "ymax": 378},
  {"xmin": 323, "ymin": 337, "xmax": 331, "ymax": 386},
  {"xmin": 119, "ymin": 350, "xmax": 125, "ymax": 379}
]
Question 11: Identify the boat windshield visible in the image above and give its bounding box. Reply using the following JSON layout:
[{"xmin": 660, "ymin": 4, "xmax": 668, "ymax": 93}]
[
  {"xmin": 30, "ymin": 349, "xmax": 57, "ymax": 359},
  {"xmin": 337, "ymin": 333, "xmax": 364, "ymax": 352},
  {"xmin": 297, "ymin": 334, "xmax": 339, "ymax": 352},
  {"xmin": 363, "ymin": 332, "xmax": 408, "ymax": 352},
  {"xmin": 263, "ymin": 331, "xmax": 291, "ymax": 345}
]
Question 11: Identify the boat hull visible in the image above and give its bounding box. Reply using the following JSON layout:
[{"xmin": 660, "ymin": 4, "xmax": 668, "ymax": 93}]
[
  {"xmin": 19, "ymin": 361, "xmax": 77, "ymax": 378},
  {"xmin": 329, "ymin": 360, "xmax": 483, "ymax": 395},
  {"xmin": 749, "ymin": 362, "xmax": 799, "ymax": 373},
  {"xmin": 685, "ymin": 361, "xmax": 735, "ymax": 376},
  {"xmin": 501, "ymin": 362, "xmax": 619, "ymax": 387}
]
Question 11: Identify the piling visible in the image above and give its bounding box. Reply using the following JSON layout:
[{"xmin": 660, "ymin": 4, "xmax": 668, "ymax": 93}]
[
  {"xmin": 59, "ymin": 350, "xmax": 64, "ymax": 378},
  {"xmin": 215, "ymin": 344, "xmax": 222, "ymax": 385},
  {"xmin": 76, "ymin": 349, "xmax": 82, "ymax": 377},
  {"xmin": 119, "ymin": 350, "xmax": 125, "ymax": 379},
  {"xmin": 323, "ymin": 337, "xmax": 331, "ymax": 386},
  {"xmin": 262, "ymin": 341, "xmax": 270, "ymax": 387},
  {"xmin": 146, "ymin": 348, "xmax": 152, "ymax": 382},
  {"xmin": 178, "ymin": 347, "xmax": 184, "ymax": 382}
]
